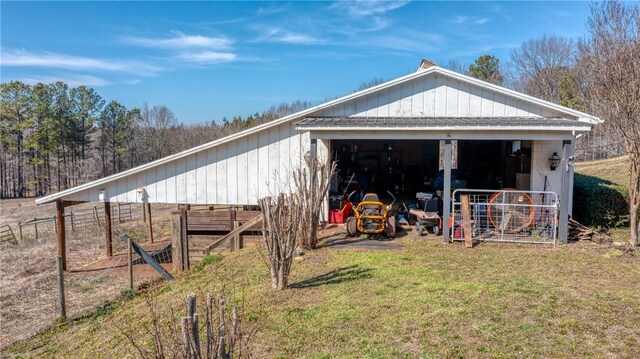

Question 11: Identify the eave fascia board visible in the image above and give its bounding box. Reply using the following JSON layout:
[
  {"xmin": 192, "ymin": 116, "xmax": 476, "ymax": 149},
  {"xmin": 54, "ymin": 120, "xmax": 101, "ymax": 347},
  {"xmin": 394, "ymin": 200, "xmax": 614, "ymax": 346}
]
[{"xmin": 295, "ymin": 126, "xmax": 592, "ymax": 132}]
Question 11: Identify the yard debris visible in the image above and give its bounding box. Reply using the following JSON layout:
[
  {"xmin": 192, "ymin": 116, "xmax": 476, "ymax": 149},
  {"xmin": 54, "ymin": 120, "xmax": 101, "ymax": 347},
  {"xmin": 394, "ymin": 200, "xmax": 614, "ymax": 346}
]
[
  {"xmin": 610, "ymin": 241, "xmax": 637, "ymax": 256},
  {"xmin": 568, "ymin": 218, "xmax": 612, "ymax": 244}
]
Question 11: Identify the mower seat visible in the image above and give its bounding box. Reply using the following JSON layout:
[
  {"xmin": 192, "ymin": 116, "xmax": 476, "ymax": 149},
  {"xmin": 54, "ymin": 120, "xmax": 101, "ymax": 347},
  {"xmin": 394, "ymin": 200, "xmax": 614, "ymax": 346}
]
[
  {"xmin": 360, "ymin": 193, "xmax": 382, "ymax": 212},
  {"xmin": 362, "ymin": 193, "xmax": 380, "ymax": 202}
]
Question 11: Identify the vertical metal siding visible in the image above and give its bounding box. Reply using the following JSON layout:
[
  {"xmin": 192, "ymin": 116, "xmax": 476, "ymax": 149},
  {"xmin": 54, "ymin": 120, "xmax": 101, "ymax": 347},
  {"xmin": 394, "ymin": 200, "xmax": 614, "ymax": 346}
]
[
  {"xmin": 226, "ymin": 141, "xmax": 239, "ymax": 204},
  {"xmin": 246, "ymin": 133, "xmax": 259, "ymax": 204},
  {"xmin": 205, "ymin": 148, "xmax": 216, "ymax": 204},
  {"xmin": 257, "ymin": 130, "xmax": 270, "ymax": 200},
  {"xmin": 215, "ymin": 144, "xmax": 227, "ymax": 204},
  {"xmin": 319, "ymin": 75, "xmax": 566, "ymax": 119},
  {"xmin": 166, "ymin": 160, "xmax": 177, "ymax": 203},
  {"xmin": 186, "ymin": 155, "xmax": 198, "ymax": 204},
  {"xmin": 195, "ymin": 151, "xmax": 208, "ymax": 203},
  {"xmin": 445, "ymin": 78, "xmax": 458, "ymax": 117},
  {"xmin": 236, "ymin": 136, "xmax": 249, "ymax": 204},
  {"xmin": 434, "ymin": 76, "xmax": 447, "ymax": 116},
  {"xmin": 457, "ymin": 81, "xmax": 470, "ymax": 117}
]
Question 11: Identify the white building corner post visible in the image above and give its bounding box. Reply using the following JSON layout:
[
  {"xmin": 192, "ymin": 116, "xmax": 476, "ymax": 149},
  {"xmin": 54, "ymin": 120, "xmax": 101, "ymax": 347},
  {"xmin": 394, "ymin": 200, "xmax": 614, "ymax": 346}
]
[
  {"xmin": 558, "ymin": 139, "xmax": 574, "ymax": 244},
  {"xmin": 309, "ymin": 137, "xmax": 330, "ymax": 223},
  {"xmin": 442, "ymin": 139, "xmax": 452, "ymax": 243},
  {"xmin": 568, "ymin": 138, "xmax": 576, "ymax": 217}
]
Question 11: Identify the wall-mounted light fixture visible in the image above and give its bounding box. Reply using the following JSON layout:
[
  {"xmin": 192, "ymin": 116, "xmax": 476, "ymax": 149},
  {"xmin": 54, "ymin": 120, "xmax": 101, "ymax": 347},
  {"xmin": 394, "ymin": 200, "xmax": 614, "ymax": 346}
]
[
  {"xmin": 549, "ymin": 152, "xmax": 561, "ymax": 171},
  {"xmin": 98, "ymin": 188, "xmax": 106, "ymax": 201}
]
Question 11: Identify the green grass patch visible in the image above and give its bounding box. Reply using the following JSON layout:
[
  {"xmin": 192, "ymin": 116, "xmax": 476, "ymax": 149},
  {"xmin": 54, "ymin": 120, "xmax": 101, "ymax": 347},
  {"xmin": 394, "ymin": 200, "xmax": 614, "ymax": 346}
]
[
  {"xmin": 574, "ymin": 156, "xmax": 629, "ymax": 186},
  {"xmin": 119, "ymin": 288, "xmax": 137, "ymax": 300},
  {"xmin": 6, "ymin": 240, "xmax": 640, "ymax": 358},
  {"xmin": 192, "ymin": 254, "xmax": 223, "ymax": 272}
]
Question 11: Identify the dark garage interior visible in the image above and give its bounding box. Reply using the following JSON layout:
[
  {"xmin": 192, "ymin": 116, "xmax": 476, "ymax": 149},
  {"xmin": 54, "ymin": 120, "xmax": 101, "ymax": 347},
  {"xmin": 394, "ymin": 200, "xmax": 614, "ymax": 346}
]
[{"xmin": 329, "ymin": 139, "xmax": 532, "ymax": 207}]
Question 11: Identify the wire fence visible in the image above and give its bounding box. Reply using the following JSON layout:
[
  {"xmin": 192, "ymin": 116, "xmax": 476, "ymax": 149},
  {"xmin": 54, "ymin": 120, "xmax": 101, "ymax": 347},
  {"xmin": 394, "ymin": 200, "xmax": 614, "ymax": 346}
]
[
  {"xmin": 0, "ymin": 203, "xmax": 176, "ymax": 351},
  {"xmin": 15, "ymin": 203, "xmax": 137, "ymax": 243},
  {"xmin": 450, "ymin": 189, "xmax": 559, "ymax": 244}
]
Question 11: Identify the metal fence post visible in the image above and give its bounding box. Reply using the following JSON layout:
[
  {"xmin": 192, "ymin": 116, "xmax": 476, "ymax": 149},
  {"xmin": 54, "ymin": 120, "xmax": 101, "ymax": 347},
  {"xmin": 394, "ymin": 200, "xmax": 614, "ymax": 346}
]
[
  {"xmin": 93, "ymin": 207, "xmax": 101, "ymax": 228},
  {"xmin": 56, "ymin": 256, "xmax": 66, "ymax": 321},
  {"xmin": 128, "ymin": 235, "xmax": 134, "ymax": 291}
]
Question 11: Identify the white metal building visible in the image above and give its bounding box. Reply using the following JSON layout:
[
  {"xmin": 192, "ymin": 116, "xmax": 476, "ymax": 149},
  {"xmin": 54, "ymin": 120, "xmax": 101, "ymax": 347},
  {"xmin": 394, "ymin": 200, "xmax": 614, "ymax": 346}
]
[{"xmin": 37, "ymin": 61, "xmax": 598, "ymax": 247}]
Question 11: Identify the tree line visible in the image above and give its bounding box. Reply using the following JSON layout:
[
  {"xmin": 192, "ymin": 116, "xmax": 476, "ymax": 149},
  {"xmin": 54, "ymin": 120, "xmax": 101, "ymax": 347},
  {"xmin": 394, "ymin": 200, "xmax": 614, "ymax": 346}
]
[
  {"xmin": 454, "ymin": 2, "xmax": 639, "ymax": 245},
  {"xmin": 0, "ymin": 80, "xmax": 310, "ymax": 198}
]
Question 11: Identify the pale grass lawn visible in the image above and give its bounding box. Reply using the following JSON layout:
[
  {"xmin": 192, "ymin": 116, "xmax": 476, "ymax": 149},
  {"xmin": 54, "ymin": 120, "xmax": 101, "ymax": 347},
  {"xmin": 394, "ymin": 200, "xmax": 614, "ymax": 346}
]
[{"xmin": 6, "ymin": 238, "xmax": 639, "ymax": 358}]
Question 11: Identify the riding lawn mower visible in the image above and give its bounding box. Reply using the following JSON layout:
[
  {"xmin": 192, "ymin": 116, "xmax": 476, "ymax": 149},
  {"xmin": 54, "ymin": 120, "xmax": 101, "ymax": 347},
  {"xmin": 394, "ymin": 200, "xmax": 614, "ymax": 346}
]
[{"xmin": 345, "ymin": 191, "xmax": 397, "ymax": 238}]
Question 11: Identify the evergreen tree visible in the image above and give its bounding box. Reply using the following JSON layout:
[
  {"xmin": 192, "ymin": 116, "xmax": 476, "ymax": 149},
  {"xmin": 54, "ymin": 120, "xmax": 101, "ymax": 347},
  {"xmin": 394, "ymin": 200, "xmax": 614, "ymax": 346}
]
[
  {"xmin": 468, "ymin": 55, "xmax": 504, "ymax": 85},
  {"xmin": 0, "ymin": 81, "xmax": 33, "ymax": 197},
  {"xmin": 98, "ymin": 101, "xmax": 138, "ymax": 175}
]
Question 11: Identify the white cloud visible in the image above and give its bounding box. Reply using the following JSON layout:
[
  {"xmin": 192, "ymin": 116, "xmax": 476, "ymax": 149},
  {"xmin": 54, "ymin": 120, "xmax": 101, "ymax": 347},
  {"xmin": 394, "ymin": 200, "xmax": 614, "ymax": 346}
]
[
  {"xmin": 19, "ymin": 74, "xmax": 111, "ymax": 87},
  {"xmin": 365, "ymin": 16, "xmax": 390, "ymax": 32},
  {"xmin": 1, "ymin": 48, "xmax": 162, "ymax": 76},
  {"xmin": 490, "ymin": 3, "xmax": 512, "ymax": 22},
  {"xmin": 330, "ymin": 0, "xmax": 410, "ymax": 17},
  {"xmin": 178, "ymin": 51, "xmax": 237, "ymax": 64},
  {"xmin": 257, "ymin": 4, "xmax": 289, "ymax": 15},
  {"xmin": 361, "ymin": 30, "xmax": 444, "ymax": 53},
  {"xmin": 452, "ymin": 15, "xmax": 491, "ymax": 25},
  {"xmin": 452, "ymin": 15, "xmax": 468, "ymax": 24},
  {"xmin": 254, "ymin": 27, "xmax": 323, "ymax": 45},
  {"xmin": 122, "ymin": 32, "xmax": 233, "ymax": 49}
]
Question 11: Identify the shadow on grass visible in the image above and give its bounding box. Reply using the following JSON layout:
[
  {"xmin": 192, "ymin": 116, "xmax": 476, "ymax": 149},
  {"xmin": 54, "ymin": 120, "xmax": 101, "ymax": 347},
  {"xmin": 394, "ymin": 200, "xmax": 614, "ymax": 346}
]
[
  {"xmin": 573, "ymin": 173, "xmax": 630, "ymax": 228},
  {"xmin": 290, "ymin": 265, "xmax": 372, "ymax": 289}
]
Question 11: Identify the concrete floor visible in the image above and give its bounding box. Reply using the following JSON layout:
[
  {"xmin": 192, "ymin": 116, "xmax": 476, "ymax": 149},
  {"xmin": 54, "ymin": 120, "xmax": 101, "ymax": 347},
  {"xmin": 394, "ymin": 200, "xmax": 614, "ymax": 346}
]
[{"xmin": 319, "ymin": 223, "xmax": 439, "ymax": 250}]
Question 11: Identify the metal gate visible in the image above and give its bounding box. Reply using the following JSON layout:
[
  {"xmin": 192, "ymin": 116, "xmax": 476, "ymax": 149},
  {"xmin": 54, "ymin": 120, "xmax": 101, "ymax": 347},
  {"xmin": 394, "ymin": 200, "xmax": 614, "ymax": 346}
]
[{"xmin": 450, "ymin": 189, "xmax": 558, "ymax": 244}]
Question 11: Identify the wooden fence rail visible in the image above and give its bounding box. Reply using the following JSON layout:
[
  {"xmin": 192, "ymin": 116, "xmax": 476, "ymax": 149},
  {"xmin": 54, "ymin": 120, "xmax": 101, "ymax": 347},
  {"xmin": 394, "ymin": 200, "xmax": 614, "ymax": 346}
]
[
  {"xmin": 171, "ymin": 209, "xmax": 263, "ymax": 271},
  {"xmin": 0, "ymin": 224, "xmax": 18, "ymax": 244}
]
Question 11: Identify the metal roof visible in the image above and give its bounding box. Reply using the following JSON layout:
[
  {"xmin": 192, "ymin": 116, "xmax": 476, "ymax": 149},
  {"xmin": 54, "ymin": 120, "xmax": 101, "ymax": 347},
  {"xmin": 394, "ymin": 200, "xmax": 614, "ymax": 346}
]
[{"xmin": 296, "ymin": 117, "xmax": 592, "ymax": 131}]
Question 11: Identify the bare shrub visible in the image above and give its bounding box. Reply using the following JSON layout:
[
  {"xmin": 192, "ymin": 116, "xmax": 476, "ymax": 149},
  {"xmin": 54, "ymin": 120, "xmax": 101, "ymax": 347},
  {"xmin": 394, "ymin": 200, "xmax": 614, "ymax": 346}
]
[
  {"xmin": 293, "ymin": 158, "xmax": 337, "ymax": 250},
  {"xmin": 117, "ymin": 292, "xmax": 247, "ymax": 358},
  {"xmin": 258, "ymin": 194, "xmax": 303, "ymax": 290}
]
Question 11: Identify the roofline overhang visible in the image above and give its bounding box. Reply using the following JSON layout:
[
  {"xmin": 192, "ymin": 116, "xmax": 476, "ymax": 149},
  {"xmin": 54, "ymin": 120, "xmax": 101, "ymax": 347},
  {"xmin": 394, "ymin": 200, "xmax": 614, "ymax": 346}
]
[{"xmin": 295, "ymin": 126, "xmax": 592, "ymax": 132}]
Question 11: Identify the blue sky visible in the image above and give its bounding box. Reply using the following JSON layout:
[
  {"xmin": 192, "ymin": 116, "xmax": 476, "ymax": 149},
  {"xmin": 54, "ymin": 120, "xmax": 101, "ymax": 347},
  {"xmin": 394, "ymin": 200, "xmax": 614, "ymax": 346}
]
[{"xmin": 1, "ymin": 1, "xmax": 592, "ymax": 124}]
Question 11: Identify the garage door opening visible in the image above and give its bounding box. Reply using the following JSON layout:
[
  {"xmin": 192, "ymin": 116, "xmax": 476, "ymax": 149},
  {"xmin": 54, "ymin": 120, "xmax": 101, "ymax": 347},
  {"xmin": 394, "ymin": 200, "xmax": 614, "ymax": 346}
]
[
  {"xmin": 331, "ymin": 139, "xmax": 438, "ymax": 200},
  {"xmin": 329, "ymin": 139, "xmax": 532, "ymax": 204},
  {"xmin": 458, "ymin": 140, "xmax": 532, "ymax": 190}
]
